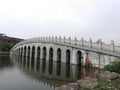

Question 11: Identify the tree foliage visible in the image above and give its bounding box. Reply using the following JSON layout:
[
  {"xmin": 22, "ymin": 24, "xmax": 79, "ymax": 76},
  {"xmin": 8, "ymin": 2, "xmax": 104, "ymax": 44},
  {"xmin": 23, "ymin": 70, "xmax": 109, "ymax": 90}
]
[
  {"xmin": 104, "ymin": 61, "xmax": 120, "ymax": 73},
  {"xmin": 0, "ymin": 40, "xmax": 14, "ymax": 52}
]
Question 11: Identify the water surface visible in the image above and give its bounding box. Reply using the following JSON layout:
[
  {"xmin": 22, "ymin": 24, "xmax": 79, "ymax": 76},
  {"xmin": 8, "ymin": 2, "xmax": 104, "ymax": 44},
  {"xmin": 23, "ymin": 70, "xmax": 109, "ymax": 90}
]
[{"xmin": 0, "ymin": 55, "xmax": 98, "ymax": 90}]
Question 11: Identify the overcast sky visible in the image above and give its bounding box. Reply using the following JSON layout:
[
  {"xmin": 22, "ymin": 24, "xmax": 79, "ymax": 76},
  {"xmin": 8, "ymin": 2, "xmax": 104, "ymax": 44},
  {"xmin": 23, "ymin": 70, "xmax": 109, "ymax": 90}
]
[{"xmin": 0, "ymin": 0, "xmax": 120, "ymax": 44}]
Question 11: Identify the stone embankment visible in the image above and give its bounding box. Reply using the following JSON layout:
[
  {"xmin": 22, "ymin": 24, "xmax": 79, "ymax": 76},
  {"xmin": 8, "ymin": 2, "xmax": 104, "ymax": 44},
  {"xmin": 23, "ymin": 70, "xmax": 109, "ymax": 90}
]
[{"xmin": 55, "ymin": 71, "xmax": 119, "ymax": 90}]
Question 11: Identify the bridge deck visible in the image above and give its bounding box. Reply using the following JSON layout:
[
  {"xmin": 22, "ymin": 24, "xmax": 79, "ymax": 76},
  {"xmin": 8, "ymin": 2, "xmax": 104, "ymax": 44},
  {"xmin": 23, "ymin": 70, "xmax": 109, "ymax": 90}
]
[{"xmin": 12, "ymin": 40, "xmax": 120, "ymax": 58}]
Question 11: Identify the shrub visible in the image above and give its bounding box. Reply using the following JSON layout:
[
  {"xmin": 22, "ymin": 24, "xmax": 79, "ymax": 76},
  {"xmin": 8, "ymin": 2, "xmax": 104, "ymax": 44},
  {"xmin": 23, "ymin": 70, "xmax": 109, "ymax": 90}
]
[{"xmin": 104, "ymin": 61, "xmax": 120, "ymax": 73}]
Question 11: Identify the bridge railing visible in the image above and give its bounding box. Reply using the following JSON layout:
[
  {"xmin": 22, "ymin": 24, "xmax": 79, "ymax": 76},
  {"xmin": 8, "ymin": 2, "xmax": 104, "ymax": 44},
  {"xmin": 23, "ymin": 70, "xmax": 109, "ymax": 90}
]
[
  {"xmin": 92, "ymin": 42, "xmax": 99, "ymax": 49},
  {"xmin": 11, "ymin": 36, "xmax": 120, "ymax": 53},
  {"xmin": 102, "ymin": 44, "xmax": 111, "ymax": 51}
]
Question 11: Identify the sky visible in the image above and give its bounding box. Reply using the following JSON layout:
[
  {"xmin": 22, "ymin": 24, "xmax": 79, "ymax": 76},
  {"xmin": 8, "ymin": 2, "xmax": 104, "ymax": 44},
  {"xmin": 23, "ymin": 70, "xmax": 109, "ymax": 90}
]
[{"xmin": 0, "ymin": 0, "xmax": 120, "ymax": 45}]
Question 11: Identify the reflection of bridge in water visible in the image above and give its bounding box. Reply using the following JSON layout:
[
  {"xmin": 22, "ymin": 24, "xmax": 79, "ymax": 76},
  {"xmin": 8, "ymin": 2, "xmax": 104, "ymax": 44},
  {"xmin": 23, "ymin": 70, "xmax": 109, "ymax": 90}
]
[{"xmin": 11, "ymin": 55, "xmax": 89, "ymax": 86}]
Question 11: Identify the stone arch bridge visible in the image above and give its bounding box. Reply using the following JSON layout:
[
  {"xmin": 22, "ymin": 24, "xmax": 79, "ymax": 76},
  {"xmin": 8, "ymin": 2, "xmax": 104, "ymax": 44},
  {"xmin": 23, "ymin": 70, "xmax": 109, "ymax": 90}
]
[{"xmin": 10, "ymin": 36, "xmax": 120, "ymax": 68}]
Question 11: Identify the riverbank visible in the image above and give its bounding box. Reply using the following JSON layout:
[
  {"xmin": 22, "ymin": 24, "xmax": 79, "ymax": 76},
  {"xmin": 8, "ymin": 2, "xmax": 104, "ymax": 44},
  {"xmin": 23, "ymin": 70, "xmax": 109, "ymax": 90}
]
[
  {"xmin": 55, "ymin": 71, "xmax": 120, "ymax": 90},
  {"xmin": 0, "ymin": 52, "xmax": 9, "ymax": 56}
]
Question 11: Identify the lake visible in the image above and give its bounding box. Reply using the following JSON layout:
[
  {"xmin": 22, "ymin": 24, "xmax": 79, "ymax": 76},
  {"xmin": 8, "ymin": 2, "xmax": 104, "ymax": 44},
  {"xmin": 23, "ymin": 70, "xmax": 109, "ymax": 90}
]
[{"xmin": 0, "ymin": 55, "xmax": 99, "ymax": 90}]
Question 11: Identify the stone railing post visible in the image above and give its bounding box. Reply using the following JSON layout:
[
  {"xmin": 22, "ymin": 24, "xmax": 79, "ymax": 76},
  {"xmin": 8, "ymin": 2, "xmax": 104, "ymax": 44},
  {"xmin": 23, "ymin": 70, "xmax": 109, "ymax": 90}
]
[
  {"xmin": 81, "ymin": 37, "xmax": 84, "ymax": 46},
  {"xmin": 111, "ymin": 40, "xmax": 114, "ymax": 52},
  {"xmin": 49, "ymin": 36, "xmax": 50, "ymax": 41},
  {"xmin": 52, "ymin": 36, "xmax": 54, "ymax": 42},
  {"xmin": 55, "ymin": 36, "xmax": 57, "ymax": 42},
  {"xmin": 46, "ymin": 36, "xmax": 48, "ymax": 41},
  {"xmin": 74, "ymin": 37, "xmax": 77, "ymax": 45},
  {"xmin": 59, "ymin": 36, "xmax": 61, "ymax": 43},
  {"xmin": 99, "ymin": 39, "xmax": 102, "ymax": 50},
  {"xmin": 64, "ymin": 37, "xmax": 66, "ymax": 43},
  {"xmin": 69, "ymin": 37, "xmax": 71, "ymax": 44},
  {"xmin": 41, "ymin": 37, "xmax": 43, "ymax": 41},
  {"xmin": 89, "ymin": 38, "xmax": 92, "ymax": 48},
  {"xmin": 43, "ymin": 36, "xmax": 45, "ymax": 41}
]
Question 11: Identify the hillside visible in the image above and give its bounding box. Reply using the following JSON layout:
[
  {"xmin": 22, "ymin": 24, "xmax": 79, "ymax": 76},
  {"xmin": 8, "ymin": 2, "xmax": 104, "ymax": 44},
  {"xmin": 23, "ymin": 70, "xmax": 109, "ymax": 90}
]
[{"xmin": 0, "ymin": 33, "xmax": 23, "ymax": 52}]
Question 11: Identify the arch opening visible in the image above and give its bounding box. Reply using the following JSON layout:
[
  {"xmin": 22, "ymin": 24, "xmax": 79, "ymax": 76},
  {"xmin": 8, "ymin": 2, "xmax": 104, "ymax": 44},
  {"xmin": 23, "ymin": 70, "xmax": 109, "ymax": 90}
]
[
  {"xmin": 57, "ymin": 48, "xmax": 61, "ymax": 62},
  {"xmin": 24, "ymin": 46, "xmax": 26, "ymax": 57},
  {"xmin": 37, "ymin": 47, "xmax": 40, "ymax": 60},
  {"xmin": 27, "ymin": 46, "xmax": 30, "ymax": 68},
  {"xmin": 20, "ymin": 47, "xmax": 23, "ymax": 64},
  {"xmin": 42, "ymin": 47, "xmax": 47, "ymax": 60},
  {"xmin": 31, "ymin": 46, "xmax": 35, "ymax": 68},
  {"xmin": 49, "ymin": 47, "xmax": 53, "ymax": 61},
  {"xmin": 66, "ymin": 49, "xmax": 70, "ymax": 64},
  {"xmin": 36, "ymin": 47, "xmax": 40, "ymax": 70},
  {"xmin": 77, "ymin": 51, "xmax": 82, "ymax": 65},
  {"xmin": 23, "ymin": 46, "xmax": 27, "ymax": 66},
  {"xmin": 27, "ymin": 46, "xmax": 30, "ymax": 57},
  {"xmin": 18, "ymin": 48, "xmax": 20, "ymax": 56},
  {"xmin": 21, "ymin": 47, "xmax": 23, "ymax": 57}
]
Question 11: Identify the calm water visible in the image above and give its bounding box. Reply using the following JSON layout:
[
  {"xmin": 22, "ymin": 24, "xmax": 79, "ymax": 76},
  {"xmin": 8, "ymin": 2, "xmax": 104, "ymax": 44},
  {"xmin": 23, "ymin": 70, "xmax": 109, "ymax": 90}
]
[{"xmin": 0, "ymin": 55, "xmax": 98, "ymax": 90}]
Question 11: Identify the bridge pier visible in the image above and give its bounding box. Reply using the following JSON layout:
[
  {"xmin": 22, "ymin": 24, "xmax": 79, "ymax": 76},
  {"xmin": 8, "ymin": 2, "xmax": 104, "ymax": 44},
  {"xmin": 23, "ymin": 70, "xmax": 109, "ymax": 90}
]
[
  {"xmin": 71, "ymin": 48, "xmax": 77, "ymax": 64},
  {"xmin": 53, "ymin": 48, "xmax": 57, "ymax": 61}
]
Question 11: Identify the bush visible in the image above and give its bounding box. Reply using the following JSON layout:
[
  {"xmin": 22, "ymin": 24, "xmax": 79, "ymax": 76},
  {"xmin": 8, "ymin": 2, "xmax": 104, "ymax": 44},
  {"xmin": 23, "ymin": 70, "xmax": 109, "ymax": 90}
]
[{"xmin": 104, "ymin": 61, "xmax": 120, "ymax": 73}]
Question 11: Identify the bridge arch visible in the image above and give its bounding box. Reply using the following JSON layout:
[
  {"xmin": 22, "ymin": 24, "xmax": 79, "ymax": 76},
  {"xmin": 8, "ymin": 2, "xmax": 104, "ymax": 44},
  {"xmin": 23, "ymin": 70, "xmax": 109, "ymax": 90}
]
[
  {"xmin": 24, "ymin": 46, "xmax": 27, "ymax": 57},
  {"xmin": 57, "ymin": 48, "xmax": 61, "ymax": 62},
  {"xmin": 49, "ymin": 47, "xmax": 53, "ymax": 61},
  {"xmin": 27, "ymin": 46, "xmax": 31, "ymax": 57},
  {"xmin": 27, "ymin": 46, "xmax": 31, "ymax": 67},
  {"xmin": 31, "ymin": 46, "xmax": 35, "ymax": 67},
  {"xmin": 66, "ymin": 49, "xmax": 70, "ymax": 64},
  {"xmin": 21, "ymin": 47, "xmax": 23, "ymax": 57},
  {"xmin": 77, "ymin": 50, "xmax": 82, "ymax": 65},
  {"xmin": 43, "ymin": 47, "xmax": 47, "ymax": 60},
  {"xmin": 36, "ymin": 46, "xmax": 40, "ymax": 70},
  {"xmin": 37, "ymin": 46, "xmax": 41, "ymax": 59},
  {"xmin": 18, "ymin": 48, "xmax": 20, "ymax": 56}
]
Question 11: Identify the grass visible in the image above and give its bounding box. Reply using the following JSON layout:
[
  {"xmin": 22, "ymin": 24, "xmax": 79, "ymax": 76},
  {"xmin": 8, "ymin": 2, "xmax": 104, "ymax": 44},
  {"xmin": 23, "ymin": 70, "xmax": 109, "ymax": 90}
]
[{"xmin": 92, "ymin": 77, "xmax": 120, "ymax": 90}]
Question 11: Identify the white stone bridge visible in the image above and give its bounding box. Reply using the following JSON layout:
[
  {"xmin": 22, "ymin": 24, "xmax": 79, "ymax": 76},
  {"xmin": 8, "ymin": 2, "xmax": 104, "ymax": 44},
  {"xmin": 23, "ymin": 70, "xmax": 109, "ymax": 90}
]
[{"xmin": 10, "ymin": 36, "xmax": 120, "ymax": 68}]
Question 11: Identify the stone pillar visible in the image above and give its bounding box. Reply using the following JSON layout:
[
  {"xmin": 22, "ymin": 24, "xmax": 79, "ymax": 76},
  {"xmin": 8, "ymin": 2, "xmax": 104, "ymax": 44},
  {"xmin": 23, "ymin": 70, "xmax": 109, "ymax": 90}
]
[
  {"xmin": 99, "ymin": 39, "xmax": 102, "ymax": 50},
  {"xmin": 111, "ymin": 40, "xmax": 114, "ymax": 52},
  {"xmin": 81, "ymin": 37, "xmax": 84, "ymax": 46},
  {"xmin": 69, "ymin": 37, "xmax": 71, "ymax": 44},
  {"xmin": 46, "ymin": 36, "xmax": 48, "ymax": 42},
  {"xmin": 46, "ymin": 47, "xmax": 49, "ymax": 60},
  {"xmin": 25, "ymin": 47, "xmax": 28, "ymax": 66},
  {"xmin": 74, "ymin": 37, "xmax": 77, "ymax": 45},
  {"xmin": 53, "ymin": 48, "xmax": 57, "ymax": 61},
  {"xmin": 59, "ymin": 36, "xmax": 61, "ymax": 43},
  {"xmin": 55, "ymin": 36, "xmax": 57, "ymax": 42},
  {"xmin": 71, "ymin": 48, "xmax": 77, "ymax": 64},
  {"xmin": 89, "ymin": 38, "xmax": 92, "ymax": 48},
  {"xmin": 34, "ymin": 47, "xmax": 37, "ymax": 70},
  {"xmin": 40, "ymin": 46, "xmax": 43, "ymax": 60},
  {"xmin": 29, "ymin": 46, "xmax": 32, "ymax": 70},
  {"xmin": 61, "ymin": 49, "xmax": 66, "ymax": 63},
  {"xmin": 52, "ymin": 36, "xmax": 54, "ymax": 42},
  {"xmin": 64, "ymin": 37, "xmax": 66, "ymax": 43},
  {"xmin": 49, "ymin": 36, "xmax": 50, "ymax": 42}
]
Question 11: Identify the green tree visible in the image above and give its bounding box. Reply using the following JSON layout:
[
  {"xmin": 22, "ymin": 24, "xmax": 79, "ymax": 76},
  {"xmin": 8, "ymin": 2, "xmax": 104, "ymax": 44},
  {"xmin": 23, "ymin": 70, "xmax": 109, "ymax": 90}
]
[{"xmin": 104, "ymin": 61, "xmax": 120, "ymax": 73}]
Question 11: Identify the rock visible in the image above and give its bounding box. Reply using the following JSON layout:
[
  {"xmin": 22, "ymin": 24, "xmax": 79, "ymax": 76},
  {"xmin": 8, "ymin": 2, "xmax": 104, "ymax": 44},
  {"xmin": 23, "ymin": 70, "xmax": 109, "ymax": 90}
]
[
  {"xmin": 55, "ymin": 83, "xmax": 81, "ymax": 90},
  {"xmin": 110, "ymin": 72, "xmax": 119, "ymax": 80},
  {"xmin": 99, "ymin": 71, "xmax": 119, "ymax": 81},
  {"xmin": 55, "ymin": 85, "xmax": 67, "ymax": 90},
  {"xmin": 77, "ymin": 76, "xmax": 98, "ymax": 89},
  {"xmin": 67, "ymin": 83, "xmax": 81, "ymax": 90}
]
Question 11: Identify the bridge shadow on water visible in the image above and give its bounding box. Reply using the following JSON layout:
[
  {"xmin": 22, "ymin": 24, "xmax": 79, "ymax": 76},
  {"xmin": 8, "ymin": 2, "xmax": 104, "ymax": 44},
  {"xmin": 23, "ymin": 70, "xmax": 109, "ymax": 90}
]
[{"xmin": 11, "ymin": 55, "xmax": 102, "ymax": 87}]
